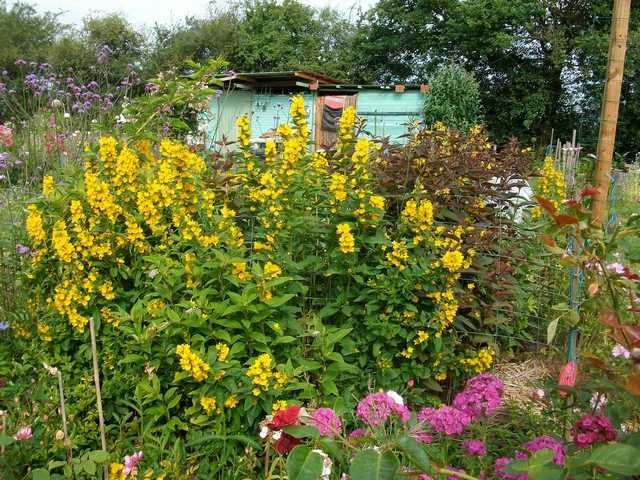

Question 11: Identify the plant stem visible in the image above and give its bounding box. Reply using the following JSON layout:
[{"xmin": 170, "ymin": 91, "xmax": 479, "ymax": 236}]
[
  {"xmin": 57, "ymin": 370, "xmax": 72, "ymax": 463},
  {"xmin": 89, "ymin": 316, "xmax": 108, "ymax": 479}
]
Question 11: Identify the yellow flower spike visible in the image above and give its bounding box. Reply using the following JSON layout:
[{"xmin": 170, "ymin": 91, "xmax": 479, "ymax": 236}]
[
  {"xmin": 263, "ymin": 261, "xmax": 282, "ymax": 280},
  {"xmin": 336, "ymin": 223, "xmax": 356, "ymax": 254},
  {"xmin": 176, "ymin": 344, "xmax": 210, "ymax": 382},
  {"xmin": 200, "ymin": 396, "xmax": 217, "ymax": 415},
  {"xmin": 42, "ymin": 175, "xmax": 54, "ymax": 196},
  {"xmin": 224, "ymin": 395, "xmax": 239, "ymax": 409}
]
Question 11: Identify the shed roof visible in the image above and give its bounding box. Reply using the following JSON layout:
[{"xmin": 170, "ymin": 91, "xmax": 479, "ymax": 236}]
[{"xmin": 218, "ymin": 70, "xmax": 343, "ymax": 88}]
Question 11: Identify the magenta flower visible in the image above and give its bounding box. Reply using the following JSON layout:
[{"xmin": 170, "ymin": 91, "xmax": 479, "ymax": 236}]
[
  {"xmin": 571, "ymin": 414, "xmax": 617, "ymax": 449},
  {"xmin": 14, "ymin": 426, "xmax": 33, "ymax": 441},
  {"xmin": 462, "ymin": 439, "xmax": 487, "ymax": 457},
  {"xmin": 417, "ymin": 406, "xmax": 471, "ymax": 436},
  {"xmin": 348, "ymin": 428, "xmax": 367, "ymax": 438},
  {"xmin": 522, "ymin": 436, "xmax": 565, "ymax": 464},
  {"xmin": 122, "ymin": 451, "xmax": 143, "ymax": 475},
  {"xmin": 607, "ymin": 262, "xmax": 625, "ymax": 274},
  {"xmin": 452, "ymin": 373, "xmax": 503, "ymax": 420},
  {"xmin": 310, "ymin": 408, "xmax": 342, "ymax": 437},
  {"xmin": 495, "ymin": 457, "xmax": 527, "ymax": 480},
  {"xmin": 356, "ymin": 392, "xmax": 410, "ymax": 427},
  {"xmin": 445, "ymin": 466, "xmax": 467, "ymax": 480}
]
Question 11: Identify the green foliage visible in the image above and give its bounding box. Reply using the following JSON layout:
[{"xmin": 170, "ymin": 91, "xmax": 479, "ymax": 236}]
[{"xmin": 424, "ymin": 64, "xmax": 483, "ymax": 131}]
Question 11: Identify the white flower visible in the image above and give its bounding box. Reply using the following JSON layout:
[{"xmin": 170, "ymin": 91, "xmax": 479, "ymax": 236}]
[
  {"xmin": 590, "ymin": 392, "xmax": 607, "ymax": 411},
  {"xmin": 386, "ymin": 390, "xmax": 404, "ymax": 406},
  {"xmin": 259, "ymin": 426, "xmax": 270, "ymax": 439},
  {"xmin": 313, "ymin": 449, "xmax": 332, "ymax": 479},
  {"xmin": 147, "ymin": 268, "xmax": 159, "ymax": 279},
  {"xmin": 63, "ymin": 112, "xmax": 70, "ymax": 119},
  {"xmin": 272, "ymin": 430, "xmax": 282, "ymax": 441},
  {"xmin": 0, "ymin": 410, "xmax": 5, "ymax": 417},
  {"xmin": 55, "ymin": 430, "xmax": 65, "ymax": 441}
]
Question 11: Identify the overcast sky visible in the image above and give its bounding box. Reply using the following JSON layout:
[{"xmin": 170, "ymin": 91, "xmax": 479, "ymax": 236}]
[{"xmin": 11, "ymin": 0, "xmax": 376, "ymax": 28}]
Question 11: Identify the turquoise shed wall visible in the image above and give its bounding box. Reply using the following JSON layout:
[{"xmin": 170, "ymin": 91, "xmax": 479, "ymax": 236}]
[
  {"xmin": 250, "ymin": 93, "xmax": 315, "ymax": 137},
  {"xmin": 356, "ymin": 90, "xmax": 425, "ymax": 143},
  {"xmin": 204, "ymin": 91, "xmax": 252, "ymax": 149}
]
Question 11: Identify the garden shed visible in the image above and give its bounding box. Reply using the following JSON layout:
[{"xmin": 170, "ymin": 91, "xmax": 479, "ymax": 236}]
[{"xmin": 202, "ymin": 70, "xmax": 428, "ymax": 150}]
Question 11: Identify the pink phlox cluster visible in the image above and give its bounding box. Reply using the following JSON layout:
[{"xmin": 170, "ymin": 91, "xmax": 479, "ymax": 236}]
[
  {"xmin": 356, "ymin": 392, "xmax": 410, "ymax": 427},
  {"xmin": 409, "ymin": 425, "xmax": 433, "ymax": 444},
  {"xmin": 452, "ymin": 373, "xmax": 504, "ymax": 420},
  {"xmin": 417, "ymin": 406, "xmax": 471, "ymax": 436},
  {"xmin": 521, "ymin": 436, "xmax": 566, "ymax": 464},
  {"xmin": 571, "ymin": 414, "xmax": 617, "ymax": 449},
  {"xmin": 348, "ymin": 428, "xmax": 367, "ymax": 439},
  {"xmin": 462, "ymin": 439, "xmax": 487, "ymax": 457},
  {"xmin": 310, "ymin": 408, "xmax": 342, "ymax": 438}
]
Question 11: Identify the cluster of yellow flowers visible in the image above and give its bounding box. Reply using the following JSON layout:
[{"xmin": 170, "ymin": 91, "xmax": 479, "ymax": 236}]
[
  {"xmin": 336, "ymin": 223, "xmax": 356, "ymax": 253},
  {"xmin": 200, "ymin": 396, "xmax": 219, "ymax": 415},
  {"xmin": 246, "ymin": 353, "xmax": 287, "ymax": 396},
  {"xmin": 441, "ymin": 249, "xmax": 465, "ymax": 272},
  {"xmin": 176, "ymin": 344, "xmax": 210, "ymax": 382},
  {"xmin": 402, "ymin": 199, "xmax": 434, "ymax": 245},
  {"xmin": 386, "ymin": 240, "xmax": 409, "ymax": 270},
  {"xmin": 460, "ymin": 347, "xmax": 495, "ymax": 373},
  {"xmin": 42, "ymin": 175, "xmax": 54, "ymax": 196},
  {"xmin": 533, "ymin": 156, "xmax": 565, "ymax": 218}
]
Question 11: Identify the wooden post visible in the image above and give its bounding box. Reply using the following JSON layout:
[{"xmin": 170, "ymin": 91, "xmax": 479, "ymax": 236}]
[
  {"xmin": 89, "ymin": 317, "xmax": 108, "ymax": 479},
  {"xmin": 591, "ymin": 0, "xmax": 632, "ymax": 227}
]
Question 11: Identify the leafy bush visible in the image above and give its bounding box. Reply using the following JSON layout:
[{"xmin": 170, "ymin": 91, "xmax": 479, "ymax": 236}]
[
  {"xmin": 3, "ymin": 97, "xmax": 500, "ymax": 476},
  {"xmin": 424, "ymin": 64, "xmax": 484, "ymax": 132}
]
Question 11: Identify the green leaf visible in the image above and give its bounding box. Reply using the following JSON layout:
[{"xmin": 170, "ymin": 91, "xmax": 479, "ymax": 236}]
[
  {"xmin": 349, "ymin": 449, "xmax": 399, "ymax": 480},
  {"xmin": 265, "ymin": 293, "xmax": 296, "ymax": 308},
  {"xmin": 283, "ymin": 425, "xmax": 320, "ymax": 439},
  {"xmin": 287, "ymin": 445, "xmax": 324, "ymax": 480},
  {"xmin": 32, "ymin": 469, "xmax": 50, "ymax": 480},
  {"xmin": 546, "ymin": 318, "xmax": 559, "ymax": 344},
  {"xmin": 48, "ymin": 461, "xmax": 67, "ymax": 470},
  {"xmin": 82, "ymin": 461, "xmax": 97, "ymax": 475},
  {"xmin": 88, "ymin": 450, "xmax": 109, "ymax": 463},
  {"xmin": 589, "ymin": 443, "xmax": 640, "ymax": 475},
  {"xmin": 0, "ymin": 434, "xmax": 14, "ymax": 447},
  {"xmin": 397, "ymin": 436, "xmax": 431, "ymax": 473}
]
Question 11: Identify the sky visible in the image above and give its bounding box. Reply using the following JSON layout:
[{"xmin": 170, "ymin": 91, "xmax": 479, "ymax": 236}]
[{"xmin": 12, "ymin": 0, "xmax": 376, "ymax": 28}]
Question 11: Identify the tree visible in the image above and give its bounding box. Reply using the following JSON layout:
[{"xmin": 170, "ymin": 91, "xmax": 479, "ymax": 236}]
[
  {"xmin": 424, "ymin": 64, "xmax": 484, "ymax": 131},
  {"xmin": 0, "ymin": 1, "xmax": 63, "ymax": 75}
]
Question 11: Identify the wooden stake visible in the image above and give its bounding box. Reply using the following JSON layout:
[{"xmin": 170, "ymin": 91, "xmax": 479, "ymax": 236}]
[
  {"xmin": 591, "ymin": 0, "xmax": 632, "ymax": 227},
  {"xmin": 57, "ymin": 370, "xmax": 72, "ymax": 462},
  {"xmin": 89, "ymin": 317, "xmax": 108, "ymax": 479}
]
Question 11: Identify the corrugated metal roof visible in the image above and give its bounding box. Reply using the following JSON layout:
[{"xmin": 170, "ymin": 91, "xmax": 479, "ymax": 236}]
[{"xmin": 218, "ymin": 70, "xmax": 343, "ymax": 85}]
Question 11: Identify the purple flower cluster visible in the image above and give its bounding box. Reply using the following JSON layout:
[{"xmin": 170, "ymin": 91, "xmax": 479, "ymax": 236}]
[
  {"xmin": 310, "ymin": 408, "xmax": 342, "ymax": 437},
  {"xmin": 571, "ymin": 414, "xmax": 617, "ymax": 449},
  {"xmin": 452, "ymin": 373, "xmax": 504, "ymax": 420},
  {"xmin": 522, "ymin": 436, "xmax": 565, "ymax": 464},
  {"xmin": 462, "ymin": 439, "xmax": 487, "ymax": 457},
  {"xmin": 356, "ymin": 392, "xmax": 410, "ymax": 427},
  {"xmin": 417, "ymin": 406, "xmax": 471, "ymax": 436},
  {"xmin": 495, "ymin": 435, "xmax": 566, "ymax": 479}
]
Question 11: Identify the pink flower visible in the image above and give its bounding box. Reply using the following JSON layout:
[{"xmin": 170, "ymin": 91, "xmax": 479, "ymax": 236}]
[
  {"xmin": 607, "ymin": 262, "xmax": 625, "ymax": 274},
  {"xmin": 348, "ymin": 428, "xmax": 367, "ymax": 438},
  {"xmin": 612, "ymin": 344, "xmax": 631, "ymax": 359},
  {"xmin": 495, "ymin": 457, "xmax": 527, "ymax": 480},
  {"xmin": 453, "ymin": 373, "xmax": 504, "ymax": 420},
  {"xmin": 122, "ymin": 451, "xmax": 143, "ymax": 475},
  {"xmin": 14, "ymin": 426, "xmax": 33, "ymax": 441},
  {"xmin": 356, "ymin": 392, "xmax": 410, "ymax": 427},
  {"xmin": 417, "ymin": 406, "xmax": 471, "ymax": 435},
  {"xmin": 571, "ymin": 414, "xmax": 617, "ymax": 449},
  {"xmin": 310, "ymin": 408, "xmax": 342, "ymax": 438},
  {"xmin": 521, "ymin": 436, "xmax": 565, "ymax": 464},
  {"xmin": 462, "ymin": 439, "xmax": 487, "ymax": 457}
]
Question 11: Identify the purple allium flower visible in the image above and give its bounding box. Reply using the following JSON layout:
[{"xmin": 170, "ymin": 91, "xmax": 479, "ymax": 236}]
[
  {"xmin": 495, "ymin": 457, "xmax": 527, "ymax": 480},
  {"xmin": 122, "ymin": 451, "xmax": 143, "ymax": 475},
  {"xmin": 612, "ymin": 344, "xmax": 631, "ymax": 359},
  {"xmin": 522, "ymin": 436, "xmax": 565, "ymax": 464},
  {"xmin": 356, "ymin": 392, "xmax": 410, "ymax": 427},
  {"xmin": 571, "ymin": 414, "xmax": 617, "ymax": 449},
  {"xmin": 452, "ymin": 373, "xmax": 504, "ymax": 420},
  {"xmin": 310, "ymin": 408, "xmax": 342, "ymax": 437},
  {"xmin": 14, "ymin": 426, "xmax": 33, "ymax": 441},
  {"xmin": 145, "ymin": 82, "xmax": 160, "ymax": 94},
  {"xmin": 16, "ymin": 244, "xmax": 30, "ymax": 255},
  {"xmin": 462, "ymin": 439, "xmax": 487, "ymax": 457},
  {"xmin": 417, "ymin": 406, "xmax": 471, "ymax": 436}
]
